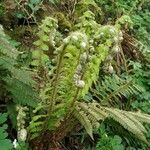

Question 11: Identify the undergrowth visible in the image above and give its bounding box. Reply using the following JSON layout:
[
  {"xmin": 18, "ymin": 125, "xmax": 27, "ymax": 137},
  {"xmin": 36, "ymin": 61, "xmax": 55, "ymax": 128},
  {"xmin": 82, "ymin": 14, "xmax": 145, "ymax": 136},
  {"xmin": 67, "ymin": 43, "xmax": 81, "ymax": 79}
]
[{"xmin": 0, "ymin": 0, "xmax": 150, "ymax": 150}]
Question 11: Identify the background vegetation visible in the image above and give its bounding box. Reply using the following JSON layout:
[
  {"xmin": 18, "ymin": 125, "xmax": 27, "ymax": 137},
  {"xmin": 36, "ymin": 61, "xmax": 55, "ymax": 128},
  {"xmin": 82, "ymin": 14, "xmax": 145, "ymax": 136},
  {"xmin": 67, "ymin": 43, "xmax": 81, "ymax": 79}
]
[{"xmin": 0, "ymin": 0, "xmax": 150, "ymax": 150}]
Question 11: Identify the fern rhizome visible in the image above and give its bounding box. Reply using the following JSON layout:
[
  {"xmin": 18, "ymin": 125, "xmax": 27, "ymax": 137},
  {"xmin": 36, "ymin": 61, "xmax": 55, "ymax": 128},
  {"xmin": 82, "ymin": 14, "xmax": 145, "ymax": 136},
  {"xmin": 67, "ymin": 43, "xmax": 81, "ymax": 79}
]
[{"xmin": 26, "ymin": 11, "xmax": 150, "ymax": 149}]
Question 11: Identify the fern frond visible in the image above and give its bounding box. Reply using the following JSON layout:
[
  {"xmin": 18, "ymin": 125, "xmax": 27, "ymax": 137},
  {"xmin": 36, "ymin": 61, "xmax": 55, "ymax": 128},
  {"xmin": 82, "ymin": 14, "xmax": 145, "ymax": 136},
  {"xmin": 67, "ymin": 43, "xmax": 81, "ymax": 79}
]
[
  {"xmin": 103, "ymin": 107, "xmax": 147, "ymax": 142},
  {"xmin": 5, "ymin": 78, "xmax": 38, "ymax": 107},
  {"xmin": 122, "ymin": 112, "xmax": 146, "ymax": 133},
  {"xmin": 93, "ymin": 74, "xmax": 140, "ymax": 104},
  {"xmin": 73, "ymin": 107, "xmax": 93, "ymax": 139},
  {"xmin": 28, "ymin": 113, "xmax": 47, "ymax": 139},
  {"xmin": 75, "ymin": 102, "xmax": 150, "ymax": 143},
  {"xmin": 31, "ymin": 115, "xmax": 48, "ymax": 123},
  {"xmin": 0, "ymin": 25, "xmax": 38, "ymax": 107},
  {"xmin": 31, "ymin": 17, "xmax": 58, "ymax": 67},
  {"xmin": 77, "ymin": 102, "xmax": 103, "ymax": 121},
  {"xmin": 0, "ymin": 27, "xmax": 19, "ymax": 59},
  {"xmin": 74, "ymin": 102, "xmax": 108, "ymax": 139},
  {"xmin": 128, "ymin": 111, "xmax": 150, "ymax": 124}
]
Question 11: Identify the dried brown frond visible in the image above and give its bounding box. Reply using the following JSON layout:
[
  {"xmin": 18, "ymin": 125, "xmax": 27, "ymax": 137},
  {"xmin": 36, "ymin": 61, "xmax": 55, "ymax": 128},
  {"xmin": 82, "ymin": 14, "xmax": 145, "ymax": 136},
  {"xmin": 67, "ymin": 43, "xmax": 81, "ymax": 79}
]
[
  {"xmin": 121, "ymin": 31, "xmax": 142, "ymax": 60},
  {"xmin": 113, "ymin": 31, "xmax": 143, "ymax": 74}
]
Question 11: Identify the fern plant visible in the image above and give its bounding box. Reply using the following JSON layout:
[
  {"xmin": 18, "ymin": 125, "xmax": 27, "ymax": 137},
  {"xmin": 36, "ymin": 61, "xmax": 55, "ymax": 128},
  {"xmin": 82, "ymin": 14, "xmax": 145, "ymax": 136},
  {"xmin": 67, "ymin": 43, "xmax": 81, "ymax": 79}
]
[
  {"xmin": 28, "ymin": 11, "xmax": 150, "ymax": 149},
  {"xmin": 90, "ymin": 74, "xmax": 142, "ymax": 106},
  {"xmin": 0, "ymin": 1, "xmax": 149, "ymax": 150},
  {"xmin": 28, "ymin": 10, "xmax": 150, "ymax": 149},
  {"xmin": 29, "ymin": 10, "xmax": 120, "ymax": 137},
  {"xmin": 0, "ymin": 24, "xmax": 38, "ymax": 107}
]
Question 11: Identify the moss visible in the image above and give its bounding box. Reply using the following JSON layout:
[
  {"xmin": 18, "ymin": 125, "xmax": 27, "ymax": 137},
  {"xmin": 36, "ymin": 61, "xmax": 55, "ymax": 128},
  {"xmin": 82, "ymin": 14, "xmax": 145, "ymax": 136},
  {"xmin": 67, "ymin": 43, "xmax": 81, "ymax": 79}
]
[{"xmin": 54, "ymin": 12, "xmax": 72, "ymax": 34}]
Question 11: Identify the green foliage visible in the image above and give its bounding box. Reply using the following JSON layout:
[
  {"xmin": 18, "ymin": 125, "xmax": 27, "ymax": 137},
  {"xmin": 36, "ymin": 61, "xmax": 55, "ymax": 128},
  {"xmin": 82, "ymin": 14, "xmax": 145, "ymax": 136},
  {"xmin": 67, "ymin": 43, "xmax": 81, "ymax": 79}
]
[
  {"xmin": 0, "ymin": 2, "xmax": 5, "ymax": 17},
  {"xmin": 29, "ymin": 11, "xmax": 124, "ymax": 140},
  {"xmin": 95, "ymin": 0, "xmax": 150, "ymax": 45},
  {"xmin": 76, "ymin": 0, "xmax": 102, "ymax": 21},
  {"xmin": 129, "ymin": 60, "xmax": 150, "ymax": 114},
  {"xmin": 96, "ymin": 135, "xmax": 124, "ymax": 150},
  {"xmin": 0, "ymin": 113, "xmax": 13, "ymax": 150},
  {"xmin": 0, "ymin": 25, "xmax": 38, "ymax": 107},
  {"xmin": 27, "ymin": 8, "xmax": 150, "ymax": 149},
  {"xmin": 95, "ymin": 124, "xmax": 125, "ymax": 150},
  {"xmin": 28, "ymin": 103, "xmax": 47, "ymax": 139},
  {"xmin": 0, "ymin": 1, "xmax": 150, "ymax": 149},
  {"xmin": 91, "ymin": 74, "xmax": 141, "ymax": 106},
  {"xmin": 31, "ymin": 17, "xmax": 58, "ymax": 66},
  {"xmin": 14, "ymin": 0, "xmax": 43, "ymax": 21}
]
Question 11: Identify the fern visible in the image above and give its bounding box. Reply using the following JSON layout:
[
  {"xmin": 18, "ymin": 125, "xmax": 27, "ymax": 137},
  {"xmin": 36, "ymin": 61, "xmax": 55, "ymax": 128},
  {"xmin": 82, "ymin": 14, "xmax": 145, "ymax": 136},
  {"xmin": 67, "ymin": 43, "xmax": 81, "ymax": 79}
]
[
  {"xmin": 0, "ymin": 25, "xmax": 38, "ymax": 107},
  {"xmin": 103, "ymin": 107, "xmax": 147, "ymax": 142},
  {"xmin": 74, "ymin": 102, "xmax": 150, "ymax": 143},
  {"xmin": 73, "ymin": 107, "xmax": 93, "ymax": 139},
  {"xmin": 28, "ymin": 103, "xmax": 47, "ymax": 139},
  {"xmin": 29, "ymin": 11, "xmax": 126, "ymax": 140},
  {"xmin": 31, "ymin": 17, "xmax": 58, "ymax": 67},
  {"xmin": 91, "ymin": 74, "xmax": 141, "ymax": 105}
]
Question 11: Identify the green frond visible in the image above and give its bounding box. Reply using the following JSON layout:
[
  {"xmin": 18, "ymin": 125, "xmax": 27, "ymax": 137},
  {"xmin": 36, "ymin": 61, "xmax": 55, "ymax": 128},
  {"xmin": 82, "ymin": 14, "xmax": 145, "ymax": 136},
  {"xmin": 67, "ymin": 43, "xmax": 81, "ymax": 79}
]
[
  {"xmin": 29, "ymin": 122, "xmax": 44, "ymax": 129},
  {"xmin": 5, "ymin": 77, "xmax": 38, "ymax": 107},
  {"xmin": 33, "ymin": 103, "xmax": 48, "ymax": 113},
  {"xmin": 0, "ymin": 25, "xmax": 38, "ymax": 107},
  {"xmin": 73, "ymin": 107, "xmax": 93, "ymax": 139},
  {"xmin": 75, "ymin": 102, "xmax": 150, "ymax": 143},
  {"xmin": 88, "ymin": 103, "xmax": 108, "ymax": 119},
  {"xmin": 93, "ymin": 74, "xmax": 140, "ymax": 104},
  {"xmin": 128, "ymin": 111, "xmax": 150, "ymax": 124},
  {"xmin": 122, "ymin": 112, "xmax": 146, "ymax": 133},
  {"xmin": 31, "ymin": 17, "xmax": 58, "ymax": 67},
  {"xmin": 103, "ymin": 107, "xmax": 147, "ymax": 143},
  {"xmin": 81, "ymin": 44, "xmax": 109, "ymax": 97},
  {"xmin": 44, "ymin": 32, "xmax": 89, "ymax": 129},
  {"xmin": 29, "ymin": 126, "xmax": 43, "ymax": 140},
  {"xmin": 31, "ymin": 115, "xmax": 48, "ymax": 123},
  {"xmin": 29, "ymin": 12, "xmax": 129, "ymax": 140},
  {"xmin": 28, "ymin": 113, "xmax": 47, "ymax": 139},
  {"xmin": 0, "ymin": 27, "xmax": 19, "ymax": 59},
  {"xmin": 0, "ymin": 27, "xmax": 18, "ymax": 71},
  {"xmin": 77, "ymin": 102, "xmax": 103, "ymax": 121},
  {"xmin": 74, "ymin": 102, "xmax": 108, "ymax": 138}
]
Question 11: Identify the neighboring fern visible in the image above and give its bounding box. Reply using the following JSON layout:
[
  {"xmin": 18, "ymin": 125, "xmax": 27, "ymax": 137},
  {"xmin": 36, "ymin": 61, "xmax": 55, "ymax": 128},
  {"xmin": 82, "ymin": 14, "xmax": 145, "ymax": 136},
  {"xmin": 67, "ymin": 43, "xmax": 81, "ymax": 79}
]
[
  {"xmin": 91, "ymin": 74, "xmax": 141, "ymax": 105},
  {"xmin": 0, "ymin": 113, "xmax": 13, "ymax": 150},
  {"xmin": 0, "ymin": 25, "xmax": 38, "ymax": 107}
]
